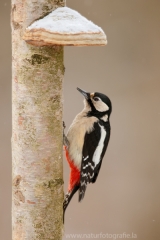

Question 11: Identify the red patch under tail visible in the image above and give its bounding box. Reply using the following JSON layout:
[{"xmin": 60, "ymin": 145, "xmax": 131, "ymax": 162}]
[{"xmin": 64, "ymin": 146, "xmax": 80, "ymax": 192}]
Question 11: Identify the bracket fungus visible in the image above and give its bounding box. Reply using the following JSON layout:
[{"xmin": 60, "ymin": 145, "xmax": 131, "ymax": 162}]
[{"xmin": 23, "ymin": 7, "xmax": 107, "ymax": 46}]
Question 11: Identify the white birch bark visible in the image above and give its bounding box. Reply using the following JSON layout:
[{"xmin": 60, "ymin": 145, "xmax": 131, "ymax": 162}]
[{"xmin": 11, "ymin": 0, "xmax": 65, "ymax": 239}]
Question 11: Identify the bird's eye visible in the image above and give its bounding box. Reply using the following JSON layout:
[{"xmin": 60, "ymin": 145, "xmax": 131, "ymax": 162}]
[{"xmin": 93, "ymin": 97, "xmax": 99, "ymax": 101}]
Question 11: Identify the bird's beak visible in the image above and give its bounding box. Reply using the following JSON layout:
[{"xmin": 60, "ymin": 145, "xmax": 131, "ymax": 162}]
[{"xmin": 77, "ymin": 87, "xmax": 90, "ymax": 100}]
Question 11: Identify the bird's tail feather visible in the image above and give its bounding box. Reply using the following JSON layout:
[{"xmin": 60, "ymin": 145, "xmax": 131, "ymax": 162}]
[
  {"xmin": 63, "ymin": 184, "xmax": 79, "ymax": 223},
  {"xmin": 79, "ymin": 181, "xmax": 87, "ymax": 202}
]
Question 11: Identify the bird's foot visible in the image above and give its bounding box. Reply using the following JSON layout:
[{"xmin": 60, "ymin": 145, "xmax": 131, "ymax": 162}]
[{"xmin": 63, "ymin": 121, "xmax": 69, "ymax": 148}]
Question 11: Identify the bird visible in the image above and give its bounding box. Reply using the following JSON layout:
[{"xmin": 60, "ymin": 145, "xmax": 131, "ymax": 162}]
[{"xmin": 63, "ymin": 87, "xmax": 112, "ymax": 221}]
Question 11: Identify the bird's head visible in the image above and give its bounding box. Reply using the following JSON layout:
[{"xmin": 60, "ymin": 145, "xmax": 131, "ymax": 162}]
[{"xmin": 77, "ymin": 87, "xmax": 112, "ymax": 121}]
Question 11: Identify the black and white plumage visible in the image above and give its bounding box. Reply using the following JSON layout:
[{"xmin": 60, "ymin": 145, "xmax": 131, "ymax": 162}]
[
  {"xmin": 63, "ymin": 87, "xmax": 112, "ymax": 219},
  {"xmin": 79, "ymin": 120, "xmax": 110, "ymax": 201}
]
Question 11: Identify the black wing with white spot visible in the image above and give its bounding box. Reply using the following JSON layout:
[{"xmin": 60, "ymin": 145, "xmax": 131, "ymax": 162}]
[{"xmin": 79, "ymin": 121, "xmax": 110, "ymax": 201}]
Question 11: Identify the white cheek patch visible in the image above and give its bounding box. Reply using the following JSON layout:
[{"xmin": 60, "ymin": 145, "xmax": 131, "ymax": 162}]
[{"xmin": 93, "ymin": 100, "xmax": 109, "ymax": 112}]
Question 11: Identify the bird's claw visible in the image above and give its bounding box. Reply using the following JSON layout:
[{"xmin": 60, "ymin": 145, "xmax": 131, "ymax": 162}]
[{"xmin": 63, "ymin": 121, "xmax": 69, "ymax": 148}]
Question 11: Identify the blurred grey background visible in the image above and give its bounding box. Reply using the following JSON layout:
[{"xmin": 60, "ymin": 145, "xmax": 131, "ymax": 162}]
[{"xmin": 0, "ymin": 0, "xmax": 160, "ymax": 239}]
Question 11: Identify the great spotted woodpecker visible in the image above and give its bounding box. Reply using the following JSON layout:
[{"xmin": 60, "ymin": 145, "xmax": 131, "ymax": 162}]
[{"xmin": 63, "ymin": 87, "xmax": 112, "ymax": 221}]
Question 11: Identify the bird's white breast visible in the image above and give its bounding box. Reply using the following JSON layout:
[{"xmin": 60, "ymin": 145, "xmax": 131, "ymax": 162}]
[{"xmin": 67, "ymin": 111, "xmax": 98, "ymax": 170}]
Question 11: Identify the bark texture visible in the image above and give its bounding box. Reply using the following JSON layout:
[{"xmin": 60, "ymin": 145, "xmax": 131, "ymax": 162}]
[{"xmin": 12, "ymin": 0, "xmax": 65, "ymax": 239}]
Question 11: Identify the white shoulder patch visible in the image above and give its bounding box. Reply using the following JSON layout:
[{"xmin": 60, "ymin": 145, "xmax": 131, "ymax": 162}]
[{"xmin": 92, "ymin": 124, "xmax": 106, "ymax": 166}]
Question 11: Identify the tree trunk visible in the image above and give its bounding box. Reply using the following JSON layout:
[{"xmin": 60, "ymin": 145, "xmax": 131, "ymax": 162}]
[{"xmin": 11, "ymin": 1, "xmax": 65, "ymax": 239}]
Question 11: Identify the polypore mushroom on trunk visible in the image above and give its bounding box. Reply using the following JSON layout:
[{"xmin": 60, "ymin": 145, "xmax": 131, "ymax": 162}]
[{"xmin": 23, "ymin": 7, "xmax": 107, "ymax": 46}]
